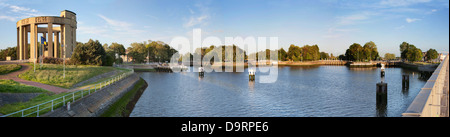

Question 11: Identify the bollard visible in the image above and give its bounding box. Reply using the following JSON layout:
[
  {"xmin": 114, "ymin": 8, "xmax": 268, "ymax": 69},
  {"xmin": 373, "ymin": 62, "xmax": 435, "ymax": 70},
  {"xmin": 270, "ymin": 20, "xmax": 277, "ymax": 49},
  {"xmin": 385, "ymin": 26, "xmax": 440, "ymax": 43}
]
[
  {"xmin": 376, "ymin": 82, "xmax": 388, "ymax": 107},
  {"xmin": 249, "ymin": 69, "xmax": 255, "ymax": 81},
  {"xmin": 67, "ymin": 102, "xmax": 71, "ymax": 111},
  {"xmin": 198, "ymin": 67, "xmax": 205, "ymax": 77},
  {"xmin": 402, "ymin": 75, "xmax": 409, "ymax": 89}
]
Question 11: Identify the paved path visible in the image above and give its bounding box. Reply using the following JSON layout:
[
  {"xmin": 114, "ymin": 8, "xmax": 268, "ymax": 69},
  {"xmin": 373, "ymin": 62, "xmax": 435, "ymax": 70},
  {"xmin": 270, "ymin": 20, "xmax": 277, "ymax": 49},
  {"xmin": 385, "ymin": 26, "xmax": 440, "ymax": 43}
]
[
  {"xmin": 0, "ymin": 64, "xmax": 68, "ymax": 94},
  {"xmin": 441, "ymin": 63, "xmax": 449, "ymax": 117}
]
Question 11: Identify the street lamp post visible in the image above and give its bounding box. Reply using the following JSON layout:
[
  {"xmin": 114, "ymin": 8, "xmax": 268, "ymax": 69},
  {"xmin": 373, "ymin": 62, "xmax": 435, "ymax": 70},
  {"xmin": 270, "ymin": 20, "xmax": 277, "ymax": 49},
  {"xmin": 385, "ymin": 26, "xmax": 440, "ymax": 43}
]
[{"xmin": 62, "ymin": 44, "xmax": 65, "ymax": 79}]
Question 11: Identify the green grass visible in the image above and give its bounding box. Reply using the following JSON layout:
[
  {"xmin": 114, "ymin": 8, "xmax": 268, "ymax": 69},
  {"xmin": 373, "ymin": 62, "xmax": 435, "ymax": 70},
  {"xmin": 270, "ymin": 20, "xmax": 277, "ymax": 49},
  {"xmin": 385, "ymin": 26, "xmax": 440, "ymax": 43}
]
[
  {"xmin": 101, "ymin": 78, "xmax": 146, "ymax": 117},
  {"xmin": 412, "ymin": 62, "xmax": 440, "ymax": 65},
  {"xmin": 18, "ymin": 63, "xmax": 115, "ymax": 88},
  {"xmin": 0, "ymin": 82, "xmax": 107, "ymax": 117},
  {"xmin": 133, "ymin": 68, "xmax": 156, "ymax": 72},
  {"xmin": 0, "ymin": 79, "xmax": 51, "ymax": 93},
  {"xmin": 0, "ymin": 64, "xmax": 22, "ymax": 75}
]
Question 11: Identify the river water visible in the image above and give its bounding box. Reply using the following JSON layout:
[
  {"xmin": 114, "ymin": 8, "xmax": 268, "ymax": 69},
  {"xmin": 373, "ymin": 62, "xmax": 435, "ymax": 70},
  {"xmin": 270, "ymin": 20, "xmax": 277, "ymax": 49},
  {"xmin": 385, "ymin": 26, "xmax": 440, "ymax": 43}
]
[{"xmin": 130, "ymin": 66, "xmax": 427, "ymax": 117}]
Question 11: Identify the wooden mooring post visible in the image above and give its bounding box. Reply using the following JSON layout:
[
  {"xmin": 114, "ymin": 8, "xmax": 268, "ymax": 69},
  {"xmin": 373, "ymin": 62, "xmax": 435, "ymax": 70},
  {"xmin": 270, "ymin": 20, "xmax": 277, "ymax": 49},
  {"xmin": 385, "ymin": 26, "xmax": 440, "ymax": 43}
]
[
  {"xmin": 402, "ymin": 75, "xmax": 409, "ymax": 89},
  {"xmin": 376, "ymin": 82, "xmax": 388, "ymax": 106},
  {"xmin": 249, "ymin": 69, "xmax": 255, "ymax": 81},
  {"xmin": 199, "ymin": 67, "xmax": 204, "ymax": 77}
]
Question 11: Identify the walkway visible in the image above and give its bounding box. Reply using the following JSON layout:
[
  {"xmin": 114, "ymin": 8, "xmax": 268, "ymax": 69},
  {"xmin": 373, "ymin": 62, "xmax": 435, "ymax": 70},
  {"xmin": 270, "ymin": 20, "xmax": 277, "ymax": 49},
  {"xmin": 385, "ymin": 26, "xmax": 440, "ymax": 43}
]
[
  {"xmin": 0, "ymin": 64, "xmax": 68, "ymax": 94},
  {"xmin": 441, "ymin": 63, "xmax": 449, "ymax": 117}
]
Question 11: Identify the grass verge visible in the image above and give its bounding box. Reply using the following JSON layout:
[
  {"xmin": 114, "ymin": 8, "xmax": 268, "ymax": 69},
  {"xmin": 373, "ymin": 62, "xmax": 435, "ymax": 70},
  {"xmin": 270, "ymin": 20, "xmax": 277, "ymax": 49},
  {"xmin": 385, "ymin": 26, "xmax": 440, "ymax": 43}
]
[
  {"xmin": 0, "ymin": 64, "xmax": 21, "ymax": 75},
  {"xmin": 18, "ymin": 63, "xmax": 115, "ymax": 88},
  {"xmin": 0, "ymin": 79, "xmax": 51, "ymax": 93}
]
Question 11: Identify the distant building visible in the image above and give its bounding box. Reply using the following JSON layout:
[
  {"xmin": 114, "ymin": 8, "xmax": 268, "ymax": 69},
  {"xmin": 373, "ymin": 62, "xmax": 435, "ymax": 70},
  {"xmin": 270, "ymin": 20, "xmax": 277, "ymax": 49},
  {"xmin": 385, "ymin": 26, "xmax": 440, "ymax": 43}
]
[
  {"xmin": 422, "ymin": 52, "xmax": 427, "ymax": 61},
  {"xmin": 439, "ymin": 53, "xmax": 447, "ymax": 62},
  {"xmin": 121, "ymin": 50, "xmax": 132, "ymax": 63}
]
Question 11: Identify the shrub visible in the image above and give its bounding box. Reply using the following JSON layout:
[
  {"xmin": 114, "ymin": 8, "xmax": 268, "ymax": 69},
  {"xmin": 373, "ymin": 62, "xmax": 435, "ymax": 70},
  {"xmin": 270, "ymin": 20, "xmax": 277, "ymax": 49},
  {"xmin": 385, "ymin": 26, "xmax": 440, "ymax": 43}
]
[
  {"xmin": 71, "ymin": 39, "xmax": 107, "ymax": 66},
  {"xmin": 43, "ymin": 57, "xmax": 64, "ymax": 64}
]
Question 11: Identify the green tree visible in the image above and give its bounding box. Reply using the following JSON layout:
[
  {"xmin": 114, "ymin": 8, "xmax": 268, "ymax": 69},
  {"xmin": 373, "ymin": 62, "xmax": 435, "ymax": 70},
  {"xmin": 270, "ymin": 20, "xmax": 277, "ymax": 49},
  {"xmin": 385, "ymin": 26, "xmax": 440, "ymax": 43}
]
[
  {"xmin": 287, "ymin": 44, "xmax": 302, "ymax": 61},
  {"xmin": 71, "ymin": 39, "xmax": 107, "ymax": 66},
  {"xmin": 384, "ymin": 53, "xmax": 396, "ymax": 60},
  {"xmin": 345, "ymin": 43, "xmax": 363, "ymax": 61},
  {"xmin": 400, "ymin": 42, "xmax": 423, "ymax": 62},
  {"xmin": 320, "ymin": 52, "xmax": 330, "ymax": 60},
  {"xmin": 425, "ymin": 48, "xmax": 438, "ymax": 62},
  {"xmin": 400, "ymin": 42, "xmax": 410, "ymax": 59},
  {"xmin": 0, "ymin": 47, "xmax": 17, "ymax": 60},
  {"xmin": 127, "ymin": 42, "xmax": 147, "ymax": 63},
  {"xmin": 278, "ymin": 48, "xmax": 287, "ymax": 61},
  {"xmin": 363, "ymin": 41, "xmax": 379, "ymax": 61}
]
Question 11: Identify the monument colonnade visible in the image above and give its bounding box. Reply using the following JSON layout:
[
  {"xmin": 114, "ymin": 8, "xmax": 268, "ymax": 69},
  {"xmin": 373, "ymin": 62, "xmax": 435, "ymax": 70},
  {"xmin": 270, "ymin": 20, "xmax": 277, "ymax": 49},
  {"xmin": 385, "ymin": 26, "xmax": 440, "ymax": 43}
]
[{"xmin": 16, "ymin": 10, "xmax": 77, "ymax": 61}]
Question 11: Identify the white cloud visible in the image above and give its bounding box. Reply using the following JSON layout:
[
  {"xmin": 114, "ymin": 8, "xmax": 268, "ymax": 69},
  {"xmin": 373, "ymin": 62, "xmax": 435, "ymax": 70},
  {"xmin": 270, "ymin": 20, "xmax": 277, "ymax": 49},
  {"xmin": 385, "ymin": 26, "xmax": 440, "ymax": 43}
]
[
  {"xmin": 189, "ymin": 8, "xmax": 195, "ymax": 14},
  {"xmin": 380, "ymin": 0, "xmax": 432, "ymax": 7},
  {"xmin": 0, "ymin": 3, "xmax": 43, "ymax": 21},
  {"xmin": 336, "ymin": 12, "xmax": 371, "ymax": 25},
  {"xmin": 0, "ymin": 15, "xmax": 16, "ymax": 21},
  {"xmin": 98, "ymin": 14, "xmax": 132, "ymax": 28},
  {"xmin": 184, "ymin": 15, "xmax": 209, "ymax": 28},
  {"xmin": 395, "ymin": 25, "xmax": 405, "ymax": 30},
  {"xmin": 9, "ymin": 5, "xmax": 37, "ymax": 13},
  {"xmin": 406, "ymin": 18, "xmax": 421, "ymax": 23},
  {"xmin": 183, "ymin": 2, "xmax": 211, "ymax": 28}
]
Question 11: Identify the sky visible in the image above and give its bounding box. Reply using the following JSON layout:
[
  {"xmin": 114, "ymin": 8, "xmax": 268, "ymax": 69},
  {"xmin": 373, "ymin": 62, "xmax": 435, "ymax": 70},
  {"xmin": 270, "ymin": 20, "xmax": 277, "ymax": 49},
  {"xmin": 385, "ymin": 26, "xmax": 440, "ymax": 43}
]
[{"xmin": 0, "ymin": 0, "xmax": 448, "ymax": 56}]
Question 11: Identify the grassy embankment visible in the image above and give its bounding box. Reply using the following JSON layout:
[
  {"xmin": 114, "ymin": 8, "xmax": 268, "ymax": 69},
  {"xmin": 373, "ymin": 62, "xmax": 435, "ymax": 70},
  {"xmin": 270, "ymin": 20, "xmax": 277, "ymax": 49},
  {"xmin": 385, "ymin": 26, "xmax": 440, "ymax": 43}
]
[
  {"xmin": 0, "ymin": 63, "xmax": 131, "ymax": 116},
  {"xmin": 0, "ymin": 79, "xmax": 50, "ymax": 94},
  {"xmin": 0, "ymin": 64, "xmax": 22, "ymax": 75},
  {"xmin": 18, "ymin": 63, "xmax": 116, "ymax": 88},
  {"xmin": 100, "ymin": 78, "xmax": 148, "ymax": 117}
]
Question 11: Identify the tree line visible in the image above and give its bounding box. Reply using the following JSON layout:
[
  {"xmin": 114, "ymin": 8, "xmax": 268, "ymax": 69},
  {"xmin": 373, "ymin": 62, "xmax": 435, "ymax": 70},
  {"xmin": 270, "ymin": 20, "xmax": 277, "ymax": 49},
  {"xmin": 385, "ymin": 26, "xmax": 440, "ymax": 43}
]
[{"xmin": 0, "ymin": 40, "xmax": 441, "ymax": 64}]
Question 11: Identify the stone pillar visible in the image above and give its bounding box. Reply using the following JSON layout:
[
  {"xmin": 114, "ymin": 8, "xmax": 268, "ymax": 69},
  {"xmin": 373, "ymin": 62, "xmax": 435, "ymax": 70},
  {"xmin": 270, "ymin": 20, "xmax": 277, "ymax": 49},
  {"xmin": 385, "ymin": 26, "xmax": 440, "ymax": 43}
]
[
  {"xmin": 18, "ymin": 26, "xmax": 23, "ymax": 60},
  {"xmin": 54, "ymin": 32, "xmax": 59, "ymax": 58},
  {"xmin": 16, "ymin": 27, "xmax": 19, "ymax": 60},
  {"xmin": 63, "ymin": 25, "xmax": 72, "ymax": 57},
  {"xmin": 23, "ymin": 27, "xmax": 29, "ymax": 59},
  {"xmin": 30, "ymin": 23, "xmax": 37, "ymax": 62},
  {"xmin": 61, "ymin": 24, "xmax": 65, "ymax": 59},
  {"xmin": 72, "ymin": 26, "xmax": 76, "ymax": 55},
  {"xmin": 47, "ymin": 23, "xmax": 54, "ymax": 57}
]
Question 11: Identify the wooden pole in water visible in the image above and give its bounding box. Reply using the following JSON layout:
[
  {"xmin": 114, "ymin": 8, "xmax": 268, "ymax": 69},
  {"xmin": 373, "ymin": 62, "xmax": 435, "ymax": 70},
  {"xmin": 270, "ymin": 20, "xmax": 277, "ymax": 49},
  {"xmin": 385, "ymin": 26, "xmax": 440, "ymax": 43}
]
[
  {"xmin": 376, "ymin": 82, "xmax": 388, "ymax": 105},
  {"xmin": 249, "ymin": 69, "xmax": 255, "ymax": 81},
  {"xmin": 402, "ymin": 75, "xmax": 409, "ymax": 89}
]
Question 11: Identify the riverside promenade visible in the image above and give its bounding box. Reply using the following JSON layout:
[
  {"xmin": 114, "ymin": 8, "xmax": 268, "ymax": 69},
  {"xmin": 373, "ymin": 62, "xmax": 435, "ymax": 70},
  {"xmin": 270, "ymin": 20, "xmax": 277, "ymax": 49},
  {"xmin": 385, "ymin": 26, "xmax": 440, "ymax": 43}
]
[{"xmin": 403, "ymin": 56, "xmax": 449, "ymax": 117}]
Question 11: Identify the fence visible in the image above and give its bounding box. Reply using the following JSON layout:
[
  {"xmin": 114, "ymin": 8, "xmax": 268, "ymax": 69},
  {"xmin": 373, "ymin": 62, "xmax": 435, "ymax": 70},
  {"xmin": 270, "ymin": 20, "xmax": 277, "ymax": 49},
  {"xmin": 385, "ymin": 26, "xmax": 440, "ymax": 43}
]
[{"xmin": 1, "ymin": 69, "xmax": 134, "ymax": 117}]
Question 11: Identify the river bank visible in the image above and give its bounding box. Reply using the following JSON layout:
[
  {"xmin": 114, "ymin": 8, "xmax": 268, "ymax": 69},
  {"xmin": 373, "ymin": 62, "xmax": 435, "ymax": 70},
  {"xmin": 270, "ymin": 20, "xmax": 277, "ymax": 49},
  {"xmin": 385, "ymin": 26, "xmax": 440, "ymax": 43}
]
[
  {"xmin": 101, "ymin": 78, "xmax": 148, "ymax": 117},
  {"xmin": 42, "ymin": 73, "xmax": 145, "ymax": 117}
]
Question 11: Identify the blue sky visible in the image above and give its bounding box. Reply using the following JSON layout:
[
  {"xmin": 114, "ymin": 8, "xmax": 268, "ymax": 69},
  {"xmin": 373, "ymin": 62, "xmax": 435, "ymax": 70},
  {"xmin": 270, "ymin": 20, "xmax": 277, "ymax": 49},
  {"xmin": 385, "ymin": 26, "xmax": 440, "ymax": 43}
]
[{"xmin": 0, "ymin": 0, "xmax": 448, "ymax": 56}]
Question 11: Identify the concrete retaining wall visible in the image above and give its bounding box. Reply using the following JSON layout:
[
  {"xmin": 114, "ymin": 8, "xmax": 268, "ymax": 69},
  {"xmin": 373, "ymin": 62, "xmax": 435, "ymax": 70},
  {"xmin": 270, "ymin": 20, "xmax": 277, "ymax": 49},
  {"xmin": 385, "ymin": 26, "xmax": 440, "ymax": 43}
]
[{"xmin": 42, "ymin": 73, "xmax": 140, "ymax": 117}]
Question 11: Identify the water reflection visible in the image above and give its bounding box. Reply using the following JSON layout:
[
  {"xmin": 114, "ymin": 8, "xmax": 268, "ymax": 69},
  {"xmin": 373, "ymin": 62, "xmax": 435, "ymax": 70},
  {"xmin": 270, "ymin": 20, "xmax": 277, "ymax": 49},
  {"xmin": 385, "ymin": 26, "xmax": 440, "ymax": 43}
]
[
  {"xmin": 131, "ymin": 66, "xmax": 429, "ymax": 117},
  {"xmin": 376, "ymin": 98, "xmax": 387, "ymax": 117},
  {"xmin": 248, "ymin": 80, "xmax": 255, "ymax": 91}
]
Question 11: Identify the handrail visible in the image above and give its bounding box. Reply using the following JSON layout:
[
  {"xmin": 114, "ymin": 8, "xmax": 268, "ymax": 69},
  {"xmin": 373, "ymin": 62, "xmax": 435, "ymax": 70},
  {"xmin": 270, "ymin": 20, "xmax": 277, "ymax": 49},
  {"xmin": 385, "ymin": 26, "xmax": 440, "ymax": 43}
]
[
  {"xmin": 402, "ymin": 55, "xmax": 449, "ymax": 117},
  {"xmin": 1, "ymin": 68, "xmax": 134, "ymax": 117}
]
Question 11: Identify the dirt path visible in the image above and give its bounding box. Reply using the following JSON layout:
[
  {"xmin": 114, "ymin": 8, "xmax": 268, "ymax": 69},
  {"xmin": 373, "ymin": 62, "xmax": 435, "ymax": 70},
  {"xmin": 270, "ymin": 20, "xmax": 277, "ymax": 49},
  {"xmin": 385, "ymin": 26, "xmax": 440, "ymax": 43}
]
[{"xmin": 0, "ymin": 64, "xmax": 68, "ymax": 94}]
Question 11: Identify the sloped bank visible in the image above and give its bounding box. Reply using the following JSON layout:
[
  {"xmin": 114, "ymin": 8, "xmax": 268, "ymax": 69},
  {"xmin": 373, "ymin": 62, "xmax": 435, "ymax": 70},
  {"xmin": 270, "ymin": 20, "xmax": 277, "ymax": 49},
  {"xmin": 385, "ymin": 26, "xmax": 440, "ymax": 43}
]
[
  {"xmin": 100, "ymin": 77, "xmax": 147, "ymax": 117},
  {"xmin": 43, "ymin": 73, "xmax": 147, "ymax": 117}
]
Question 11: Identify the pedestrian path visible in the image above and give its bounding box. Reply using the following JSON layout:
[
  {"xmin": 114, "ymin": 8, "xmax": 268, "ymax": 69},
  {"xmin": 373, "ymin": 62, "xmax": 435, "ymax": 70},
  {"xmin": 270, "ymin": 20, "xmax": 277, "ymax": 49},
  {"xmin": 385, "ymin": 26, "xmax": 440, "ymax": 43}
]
[{"xmin": 0, "ymin": 64, "xmax": 68, "ymax": 94}]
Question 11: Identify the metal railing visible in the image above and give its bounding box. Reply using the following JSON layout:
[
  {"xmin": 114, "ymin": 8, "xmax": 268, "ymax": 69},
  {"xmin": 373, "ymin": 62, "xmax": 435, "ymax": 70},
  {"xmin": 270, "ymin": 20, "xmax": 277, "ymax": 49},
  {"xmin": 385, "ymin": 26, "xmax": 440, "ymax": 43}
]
[
  {"xmin": 1, "ymin": 69, "xmax": 134, "ymax": 117},
  {"xmin": 402, "ymin": 56, "xmax": 449, "ymax": 117}
]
